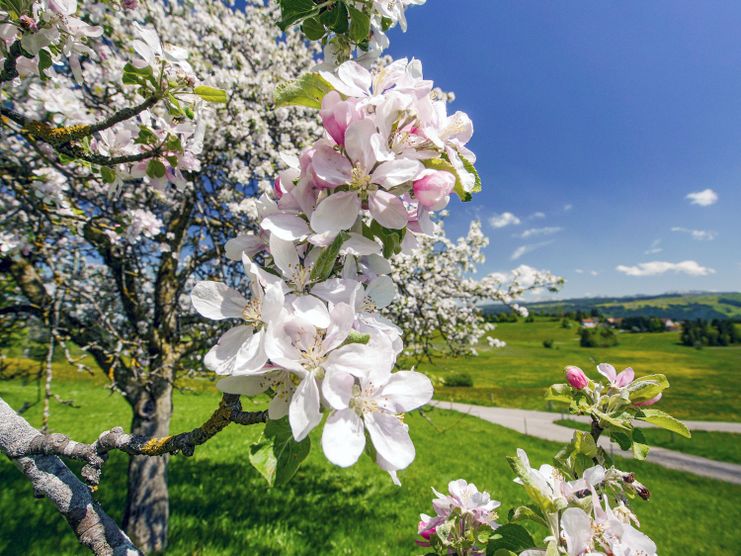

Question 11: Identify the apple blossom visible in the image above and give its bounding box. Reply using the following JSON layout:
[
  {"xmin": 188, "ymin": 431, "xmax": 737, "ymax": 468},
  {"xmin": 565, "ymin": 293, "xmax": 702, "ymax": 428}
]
[{"xmin": 565, "ymin": 366, "xmax": 589, "ymax": 390}]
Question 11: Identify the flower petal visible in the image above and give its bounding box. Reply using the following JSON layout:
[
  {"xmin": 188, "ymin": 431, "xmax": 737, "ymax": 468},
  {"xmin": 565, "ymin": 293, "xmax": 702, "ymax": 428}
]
[
  {"xmin": 379, "ymin": 371, "xmax": 433, "ymax": 412},
  {"xmin": 217, "ymin": 374, "xmax": 270, "ymax": 396},
  {"xmin": 261, "ymin": 213, "xmax": 310, "ymax": 241},
  {"xmin": 204, "ymin": 325, "xmax": 253, "ymax": 375},
  {"xmin": 322, "ymin": 408, "xmax": 366, "ymax": 467},
  {"xmin": 372, "ymin": 159, "xmax": 423, "ymax": 189},
  {"xmin": 365, "ymin": 275, "xmax": 397, "ymax": 309},
  {"xmin": 289, "ymin": 375, "xmax": 322, "ymax": 441},
  {"xmin": 311, "ymin": 143, "xmax": 353, "ymax": 187},
  {"xmin": 364, "ymin": 411, "xmax": 415, "ymax": 470},
  {"xmin": 269, "ymin": 234, "xmax": 300, "ymax": 278},
  {"xmin": 322, "ymin": 370, "xmax": 355, "ymax": 410},
  {"xmin": 310, "ymin": 191, "xmax": 361, "ymax": 234},
  {"xmin": 191, "ymin": 281, "xmax": 247, "ymax": 320},
  {"xmin": 369, "ymin": 190, "xmax": 408, "ymax": 230},
  {"xmin": 291, "ymin": 294, "xmax": 331, "ymax": 329}
]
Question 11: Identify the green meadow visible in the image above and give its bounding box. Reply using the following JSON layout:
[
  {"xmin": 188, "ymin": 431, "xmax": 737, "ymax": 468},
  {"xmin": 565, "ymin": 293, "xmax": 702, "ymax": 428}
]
[
  {"xmin": 1, "ymin": 370, "xmax": 740, "ymax": 555},
  {"xmin": 414, "ymin": 318, "xmax": 741, "ymax": 421}
]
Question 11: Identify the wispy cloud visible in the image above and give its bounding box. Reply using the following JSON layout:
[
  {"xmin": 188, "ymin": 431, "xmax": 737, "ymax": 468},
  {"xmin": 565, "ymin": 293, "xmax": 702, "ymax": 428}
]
[
  {"xmin": 529, "ymin": 211, "xmax": 546, "ymax": 220},
  {"xmin": 511, "ymin": 240, "xmax": 554, "ymax": 261},
  {"xmin": 686, "ymin": 188, "xmax": 718, "ymax": 207},
  {"xmin": 616, "ymin": 260, "xmax": 715, "ymax": 277},
  {"xmin": 644, "ymin": 239, "xmax": 662, "ymax": 255},
  {"xmin": 516, "ymin": 226, "xmax": 563, "ymax": 239},
  {"xmin": 575, "ymin": 268, "xmax": 599, "ymax": 276},
  {"xmin": 671, "ymin": 227, "xmax": 717, "ymax": 241},
  {"xmin": 489, "ymin": 212, "xmax": 521, "ymax": 229},
  {"xmin": 563, "ymin": 203, "xmax": 573, "ymax": 212}
]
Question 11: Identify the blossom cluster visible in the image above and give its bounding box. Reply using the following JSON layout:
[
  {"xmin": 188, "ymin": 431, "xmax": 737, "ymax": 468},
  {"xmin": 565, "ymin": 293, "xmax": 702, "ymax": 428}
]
[
  {"xmin": 512, "ymin": 450, "xmax": 657, "ymax": 556},
  {"xmin": 190, "ymin": 56, "xmax": 481, "ymax": 480},
  {"xmin": 417, "ymin": 479, "xmax": 500, "ymax": 555}
]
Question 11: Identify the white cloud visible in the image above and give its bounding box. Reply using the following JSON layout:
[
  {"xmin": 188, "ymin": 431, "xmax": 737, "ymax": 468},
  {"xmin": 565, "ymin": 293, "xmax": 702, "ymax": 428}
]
[
  {"xmin": 686, "ymin": 188, "xmax": 718, "ymax": 207},
  {"xmin": 575, "ymin": 268, "xmax": 584, "ymax": 274},
  {"xmin": 616, "ymin": 260, "xmax": 715, "ymax": 277},
  {"xmin": 644, "ymin": 239, "xmax": 662, "ymax": 255},
  {"xmin": 489, "ymin": 212, "xmax": 521, "ymax": 229},
  {"xmin": 590, "ymin": 270, "xmax": 599, "ymax": 276},
  {"xmin": 511, "ymin": 240, "xmax": 553, "ymax": 261},
  {"xmin": 516, "ymin": 226, "xmax": 563, "ymax": 239},
  {"xmin": 671, "ymin": 227, "xmax": 717, "ymax": 241},
  {"xmin": 529, "ymin": 211, "xmax": 546, "ymax": 220},
  {"xmin": 563, "ymin": 203, "xmax": 573, "ymax": 212}
]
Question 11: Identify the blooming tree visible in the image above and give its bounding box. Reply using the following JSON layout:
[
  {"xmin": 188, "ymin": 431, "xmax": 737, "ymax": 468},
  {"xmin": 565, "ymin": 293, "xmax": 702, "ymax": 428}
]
[
  {"xmin": 386, "ymin": 217, "xmax": 563, "ymax": 361},
  {"xmin": 0, "ymin": 2, "xmax": 688, "ymax": 555}
]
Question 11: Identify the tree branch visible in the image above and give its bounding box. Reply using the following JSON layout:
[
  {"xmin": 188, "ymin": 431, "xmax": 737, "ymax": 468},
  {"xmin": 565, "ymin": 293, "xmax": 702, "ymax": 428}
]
[
  {"xmin": 5, "ymin": 393, "xmax": 268, "ymax": 487},
  {"xmin": 0, "ymin": 397, "xmax": 141, "ymax": 555}
]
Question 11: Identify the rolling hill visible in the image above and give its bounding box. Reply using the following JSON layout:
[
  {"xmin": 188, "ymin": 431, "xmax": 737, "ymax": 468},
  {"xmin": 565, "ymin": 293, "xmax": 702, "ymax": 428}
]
[{"xmin": 483, "ymin": 292, "xmax": 741, "ymax": 320}]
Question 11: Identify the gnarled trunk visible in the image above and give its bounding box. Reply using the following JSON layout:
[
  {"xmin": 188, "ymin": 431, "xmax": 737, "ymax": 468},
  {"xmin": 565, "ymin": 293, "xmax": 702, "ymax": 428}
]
[{"xmin": 122, "ymin": 384, "xmax": 173, "ymax": 553}]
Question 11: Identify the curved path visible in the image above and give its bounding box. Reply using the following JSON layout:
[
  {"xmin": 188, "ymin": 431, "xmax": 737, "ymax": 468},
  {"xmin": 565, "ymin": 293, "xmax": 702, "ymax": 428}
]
[{"xmin": 430, "ymin": 400, "xmax": 741, "ymax": 484}]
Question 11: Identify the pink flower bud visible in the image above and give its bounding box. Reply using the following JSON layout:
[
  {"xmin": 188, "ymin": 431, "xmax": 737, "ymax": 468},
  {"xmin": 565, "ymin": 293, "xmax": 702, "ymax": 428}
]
[
  {"xmin": 273, "ymin": 176, "xmax": 284, "ymax": 199},
  {"xmin": 565, "ymin": 366, "xmax": 589, "ymax": 389},
  {"xmin": 320, "ymin": 90, "xmax": 358, "ymax": 146},
  {"xmin": 123, "ymin": 0, "xmax": 138, "ymax": 9},
  {"xmin": 634, "ymin": 393, "xmax": 662, "ymax": 407},
  {"xmin": 413, "ymin": 169, "xmax": 456, "ymax": 211}
]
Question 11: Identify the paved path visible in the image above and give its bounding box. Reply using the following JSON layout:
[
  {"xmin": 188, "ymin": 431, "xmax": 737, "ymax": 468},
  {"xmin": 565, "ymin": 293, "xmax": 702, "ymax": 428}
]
[{"xmin": 430, "ymin": 400, "xmax": 741, "ymax": 484}]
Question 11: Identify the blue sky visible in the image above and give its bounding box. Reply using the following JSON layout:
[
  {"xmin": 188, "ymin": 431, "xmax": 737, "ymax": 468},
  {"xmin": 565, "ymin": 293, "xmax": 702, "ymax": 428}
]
[{"xmin": 387, "ymin": 0, "xmax": 741, "ymax": 298}]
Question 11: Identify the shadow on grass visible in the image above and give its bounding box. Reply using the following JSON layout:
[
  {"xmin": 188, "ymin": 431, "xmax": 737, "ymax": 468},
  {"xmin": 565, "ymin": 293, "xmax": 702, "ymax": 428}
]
[{"xmin": 0, "ymin": 452, "xmax": 404, "ymax": 555}]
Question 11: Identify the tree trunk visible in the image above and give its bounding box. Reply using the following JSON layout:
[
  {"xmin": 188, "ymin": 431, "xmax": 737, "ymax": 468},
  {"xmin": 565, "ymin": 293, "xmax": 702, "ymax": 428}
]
[{"xmin": 122, "ymin": 384, "xmax": 173, "ymax": 553}]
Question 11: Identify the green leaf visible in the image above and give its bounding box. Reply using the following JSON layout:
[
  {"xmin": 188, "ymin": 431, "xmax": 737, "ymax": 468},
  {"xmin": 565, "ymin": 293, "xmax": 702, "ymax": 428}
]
[
  {"xmin": 301, "ymin": 16, "xmax": 326, "ymax": 40},
  {"xmin": 320, "ymin": 1, "xmax": 349, "ymax": 33},
  {"xmin": 277, "ymin": 0, "xmax": 318, "ymax": 30},
  {"xmin": 637, "ymin": 409, "xmax": 691, "ymax": 438},
  {"xmin": 274, "ymin": 72, "xmax": 334, "ymax": 109},
  {"xmin": 572, "ymin": 431, "xmax": 597, "ymax": 458},
  {"xmin": 508, "ymin": 504, "xmax": 547, "ymax": 526},
  {"xmin": 38, "ymin": 49, "xmax": 53, "ymax": 74},
  {"xmin": 592, "ymin": 408, "xmax": 632, "ymax": 432},
  {"xmin": 491, "ymin": 551, "xmax": 518, "ymax": 556},
  {"xmin": 100, "ymin": 166, "xmax": 117, "ymax": 184},
  {"xmin": 347, "ymin": 5, "xmax": 371, "ymax": 42},
  {"xmin": 632, "ymin": 441, "xmax": 650, "ymax": 460},
  {"xmin": 486, "ymin": 524, "xmax": 536, "ymax": 555},
  {"xmin": 545, "ymin": 540, "xmax": 559, "ymax": 556},
  {"xmin": 342, "ymin": 331, "xmax": 370, "ymax": 345},
  {"xmin": 122, "ymin": 62, "xmax": 155, "ymax": 87},
  {"xmin": 610, "ymin": 431, "xmax": 632, "ymax": 451},
  {"xmin": 627, "ymin": 373, "xmax": 669, "ymax": 403},
  {"xmin": 544, "ymin": 383, "xmax": 572, "ymax": 404},
  {"xmin": 248, "ymin": 417, "xmax": 311, "ymax": 487},
  {"xmin": 460, "ymin": 155, "xmax": 482, "ymax": 193},
  {"xmin": 193, "ymin": 85, "xmax": 228, "ymax": 103},
  {"xmin": 310, "ymin": 232, "xmax": 347, "ymax": 282},
  {"xmin": 146, "ymin": 159, "xmax": 166, "ymax": 179}
]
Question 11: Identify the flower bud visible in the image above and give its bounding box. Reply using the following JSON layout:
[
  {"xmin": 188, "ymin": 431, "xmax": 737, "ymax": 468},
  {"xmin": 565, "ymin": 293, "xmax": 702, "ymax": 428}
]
[
  {"xmin": 320, "ymin": 90, "xmax": 358, "ymax": 146},
  {"xmin": 19, "ymin": 15, "xmax": 38, "ymax": 31},
  {"xmin": 123, "ymin": 0, "xmax": 138, "ymax": 8},
  {"xmin": 413, "ymin": 169, "xmax": 455, "ymax": 211},
  {"xmin": 634, "ymin": 393, "xmax": 662, "ymax": 407},
  {"xmin": 565, "ymin": 366, "xmax": 589, "ymax": 389}
]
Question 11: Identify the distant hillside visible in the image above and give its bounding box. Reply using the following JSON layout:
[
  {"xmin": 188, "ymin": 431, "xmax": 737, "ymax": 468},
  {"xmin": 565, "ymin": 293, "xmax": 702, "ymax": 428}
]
[{"xmin": 482, "ymin": 292, "xmax": 741, "ymax": 320}]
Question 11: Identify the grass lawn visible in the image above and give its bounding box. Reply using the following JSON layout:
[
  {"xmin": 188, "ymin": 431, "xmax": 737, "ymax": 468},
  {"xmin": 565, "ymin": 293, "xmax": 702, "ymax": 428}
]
[
  {"xmin": 1, "ymin": 373, "xmax": 740, "ymax": 555},
  {"xmin": 554, "ymin": 419, "xmax": 741, "ymax": 465},
  {"xmin": 410, "ymin": 318, "xmax": 741, "ymax": 421}
]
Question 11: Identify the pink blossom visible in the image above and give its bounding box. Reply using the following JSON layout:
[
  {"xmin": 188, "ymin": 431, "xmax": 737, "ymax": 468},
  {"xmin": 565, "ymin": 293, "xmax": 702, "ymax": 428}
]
[
  {"xmin": 635, "ymin": 393, "xmax": 662, "ymax": 407},
  {"xmin": 565, "ymin": 366, "xmax": 589, "ymax": 390},
  {"xmin": 597, "ymin": 363, "xmax": 634, "ymax": 388},
  {"xmin": 320, "ymin": 91, "xmax": 360, "ymax": 146},
  {"xmin": 413, "ymin": 169, "xmax": 455, "ymax": 211}
]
